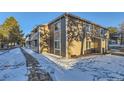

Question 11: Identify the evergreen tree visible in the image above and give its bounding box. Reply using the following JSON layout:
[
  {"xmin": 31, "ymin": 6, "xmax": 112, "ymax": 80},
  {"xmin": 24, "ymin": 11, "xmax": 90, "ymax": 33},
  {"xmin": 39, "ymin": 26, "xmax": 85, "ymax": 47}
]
[
  {"xmin": 0, "ymin": 25, "xmax": 9, "ymax": 48},
  {"xmin": 108, "ymin": 27, "xmax": 117, "ymax": 34},
  {"xmin": 2, "ymin": 16, "xmax": 24, "ymax": 47}
]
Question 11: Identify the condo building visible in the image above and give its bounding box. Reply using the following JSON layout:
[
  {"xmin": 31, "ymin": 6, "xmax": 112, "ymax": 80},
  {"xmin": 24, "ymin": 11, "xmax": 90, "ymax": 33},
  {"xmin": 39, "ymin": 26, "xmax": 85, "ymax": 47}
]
[{"xmin": 25, "ymin": 13, "xmax": 109, "ymax": 58}]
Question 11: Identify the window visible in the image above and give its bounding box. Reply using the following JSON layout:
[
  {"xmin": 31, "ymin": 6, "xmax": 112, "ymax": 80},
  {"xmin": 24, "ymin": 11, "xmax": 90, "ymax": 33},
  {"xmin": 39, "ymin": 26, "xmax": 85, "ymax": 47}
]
[
  {"xmin": 101, "ymin": 28, "xmax": 106, "ymax": 37},
  {"xmin": 29, "ymin": 41, "xmax": 31, "ymax": 45},
  {"xmin": 86, "ymin": 41, "xmax": 91, "ymax": 49},
  {"xmin": 96, "ymin": 28, "xmax": 101, "ymax": 37},
  {"xmin": 34, "ymin": 40, "xmax": 38, "ymax": 47},
  {"xmin": 54, "ymin": 41, "xmax": 60, "ymax": 49},
  {"xmin": 85, "ymin": 23, "xmax": 89, "ymax": 31},
  {"xmin": 54, "ymin": 31, "xmax": 60, "ymax": 40},
  {"xmin": 54, "ymin": 22, "xmax": 61, "ymax": 32},
  {"xmin": 85, "ymin": 23, "xmax": 91, "ymax": 32},
  {"xmin": 54, "ymin": 21, "xmax": 61, "ymax": 55},
  {"xmin": 88, "ymin": 24, "xmax": 91, "ymax": 31},
  {"xmin": 90, "ymin": 25, "xmax": 94, "ymax": 31},
  {"xmin": 54, "ymin": 22, "xmax": 61, "ymax": 48},
  {"xmin": 55, "ymin": 23, "xmax": 58, "ymax": 31},
  {"xmin": 83, "ymin": 22, "xmax": 86, "ymax": 27}
]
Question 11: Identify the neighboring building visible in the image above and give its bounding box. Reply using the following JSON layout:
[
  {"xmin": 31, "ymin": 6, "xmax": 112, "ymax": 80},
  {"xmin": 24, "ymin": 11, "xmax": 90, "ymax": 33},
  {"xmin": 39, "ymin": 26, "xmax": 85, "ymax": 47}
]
[
  {"xmin": 26, "ymin": 13, "xmax": 109, "ymax": 58},
  {"xmin": 25, "ymin": 24, "xmax": 49, "ymax": 53},
  {"xmin": 109, "ymin": 32, "xmax": 121, "ymax": 44},
  {"xmin": 109, "ymin": 31, "xmax": 124, "ymax": 45}
]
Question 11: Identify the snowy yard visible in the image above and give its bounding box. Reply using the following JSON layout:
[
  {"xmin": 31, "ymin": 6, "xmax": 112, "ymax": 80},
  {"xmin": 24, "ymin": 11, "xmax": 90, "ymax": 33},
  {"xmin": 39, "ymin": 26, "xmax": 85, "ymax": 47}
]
[
  {"xmin": 0, "ymin": 51, "xmax": 3, "ymax": 54},
  {"xmin": 0, "ymin": 50, "xmax": 6, "ymax": 55},
  {"xmin": 1, "ymin": 47, "xmax": 124, "ymax": 81},
  {"xmin": 0, "ymin": 48, "xmax": 27, "ymax": 81},
  {"xmin": 24, "ymin": 48, "xmax": 124, "ymax": 81}
]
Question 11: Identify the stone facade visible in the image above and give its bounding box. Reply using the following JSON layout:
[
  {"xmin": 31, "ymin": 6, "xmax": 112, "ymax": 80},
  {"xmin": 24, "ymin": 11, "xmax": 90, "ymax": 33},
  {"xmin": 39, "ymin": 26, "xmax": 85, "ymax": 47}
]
[
  {"xmin": 25, "ymin": 24, "xmax": 49, "ymax": 53},
  {"xmin": 48, "ymin": 13, "xmax": 109, "ymax": 58},
  {"xmin": 26, "ymin": 13, "xmax": 109, "ymax": 58}
]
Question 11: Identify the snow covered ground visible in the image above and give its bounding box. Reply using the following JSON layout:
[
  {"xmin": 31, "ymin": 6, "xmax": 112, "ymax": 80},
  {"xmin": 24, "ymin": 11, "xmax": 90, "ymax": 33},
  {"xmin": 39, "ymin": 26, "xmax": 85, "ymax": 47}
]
[
  {"xmin": 24, "ymin": 48, "xmax": 124, "ymax": 81},
  {"xmin": 0, "ymin": 48, "xmax": 27, "ymax": 81},
  {"xmin": 0, "ymin": 50, "xmax": 5, "ymax": 55},
  {"xmin": 1, "ymin": 47, "xmax": 124, "ymax": 81}
]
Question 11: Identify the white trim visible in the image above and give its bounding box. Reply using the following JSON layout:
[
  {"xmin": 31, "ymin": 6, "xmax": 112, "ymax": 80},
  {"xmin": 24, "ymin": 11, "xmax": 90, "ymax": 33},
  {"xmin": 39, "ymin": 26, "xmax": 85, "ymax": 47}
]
[{"xmin": 48, "ymin": 13, "xmax": 66, "ymax": 25}]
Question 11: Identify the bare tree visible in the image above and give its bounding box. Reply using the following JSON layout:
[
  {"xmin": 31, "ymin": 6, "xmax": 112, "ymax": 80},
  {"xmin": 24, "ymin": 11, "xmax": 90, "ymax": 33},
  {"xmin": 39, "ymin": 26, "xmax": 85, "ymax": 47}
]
[{"xmin": 80, "ymin": 24, "xmax": 86, "ymax": 55}]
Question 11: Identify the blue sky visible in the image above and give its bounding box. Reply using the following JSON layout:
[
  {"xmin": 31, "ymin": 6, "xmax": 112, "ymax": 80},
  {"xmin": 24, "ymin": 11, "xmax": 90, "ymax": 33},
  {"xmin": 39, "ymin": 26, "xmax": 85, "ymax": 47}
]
[{"xmin": 0, "ymin": 12, "xmax": 124, "ymax": 35}]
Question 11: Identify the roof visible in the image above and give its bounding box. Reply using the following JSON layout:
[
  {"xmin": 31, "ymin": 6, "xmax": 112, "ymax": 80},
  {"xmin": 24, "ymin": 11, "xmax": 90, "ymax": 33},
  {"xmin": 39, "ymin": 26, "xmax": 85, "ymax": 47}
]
[
  {"xmin": 26, "ymin": 24, "xmax": 48, "ymax": 37},
  {"xmin": 48, "ymin": 13, "xmax": 108, "ymax": 30},
  {"xmin": 31, "ymin": 24, "xmax": 48, "ymax": 33}
]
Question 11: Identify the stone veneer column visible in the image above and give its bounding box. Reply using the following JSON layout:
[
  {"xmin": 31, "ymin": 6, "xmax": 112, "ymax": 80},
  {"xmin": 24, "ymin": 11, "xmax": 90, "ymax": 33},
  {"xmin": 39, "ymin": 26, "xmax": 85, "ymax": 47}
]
[
  {"xmin": 100, "ymin": 38, "xmax": 103, "ymax": 54},
  {"xmin": 65, "ymin": 15, "xmax": 68, "ymax": 58},
  {"xmin": 38, "ymin": 27, "xmax": 40, "ymax": 53},
  {"xmin": 82, "ymin": 37, "xmax": 86, "ymax": 55}
]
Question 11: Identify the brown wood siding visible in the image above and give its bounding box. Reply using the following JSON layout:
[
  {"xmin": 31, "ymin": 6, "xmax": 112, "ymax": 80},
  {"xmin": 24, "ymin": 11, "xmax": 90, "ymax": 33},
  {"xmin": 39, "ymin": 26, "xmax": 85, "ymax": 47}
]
[
  {"xmin": 61, "ymin": 17, "xmax": 66, "ymax": 57},
  {"xmin": 49, "ymin": 17, "xmax": 66, "ymax": 57}
]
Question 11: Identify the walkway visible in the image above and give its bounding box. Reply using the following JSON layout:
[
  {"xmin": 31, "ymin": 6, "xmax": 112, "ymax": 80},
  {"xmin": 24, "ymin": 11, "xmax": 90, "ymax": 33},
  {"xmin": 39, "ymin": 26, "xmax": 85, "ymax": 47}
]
[{"xmin": 21, "ymin": 48, "xmax": 52, "ymax": 81}]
